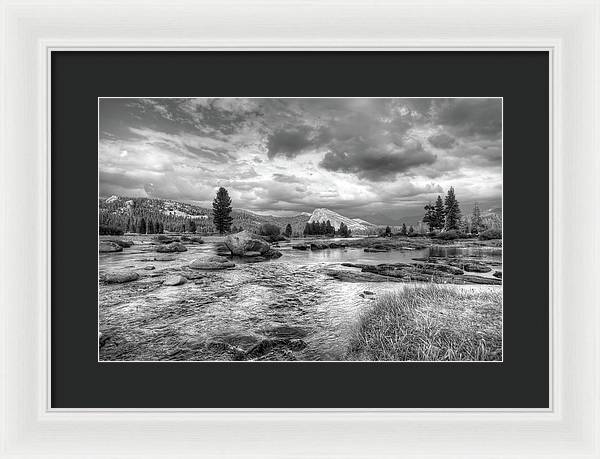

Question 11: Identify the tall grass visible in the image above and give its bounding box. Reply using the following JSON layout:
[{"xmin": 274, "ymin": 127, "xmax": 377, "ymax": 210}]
[{"xmin": 348, "ymin": 284, "xmax": 502, "ymax": 361}]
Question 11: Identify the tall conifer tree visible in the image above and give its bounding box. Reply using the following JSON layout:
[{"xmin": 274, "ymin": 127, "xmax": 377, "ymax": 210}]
[
  {"xmin": 212, "ymin": 187, "xmax": 233, "ymax": 234},
  {"xmin": 443, "ymin": 187, "xmax": 461, "ymax": 230},
  {"xmin": 434, "ymin": 195, "xmax": 446, "ymax": 230}
]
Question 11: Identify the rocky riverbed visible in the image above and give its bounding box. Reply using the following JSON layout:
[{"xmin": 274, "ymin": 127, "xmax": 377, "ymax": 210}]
[{"xmin": 98, "ymin": 233, "xmax": 502, "ymax": 361}]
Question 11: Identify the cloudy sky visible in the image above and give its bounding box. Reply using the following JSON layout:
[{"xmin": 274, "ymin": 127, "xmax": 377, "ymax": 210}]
[{"xmin": 99, "ymin": 98, "xmax": 502, "ymax": 224}]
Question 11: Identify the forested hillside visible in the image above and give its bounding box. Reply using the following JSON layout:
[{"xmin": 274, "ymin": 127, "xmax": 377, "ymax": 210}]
[{"xmin": 98, "ymin": 196, "xmax": 310, "ymax": 235}]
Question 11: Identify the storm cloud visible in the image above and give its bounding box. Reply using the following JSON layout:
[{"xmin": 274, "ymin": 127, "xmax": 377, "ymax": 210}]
[
  {"xmin": 99, "ymin": 98, "xmax": 502, "ymax": 223},
  {"xmin": 428, "ymin": 133, "xmax": 456, "ymax": 149},
  {"xmin": 320, "ymin": 139, "xmax": 436, "ymax": 181}
]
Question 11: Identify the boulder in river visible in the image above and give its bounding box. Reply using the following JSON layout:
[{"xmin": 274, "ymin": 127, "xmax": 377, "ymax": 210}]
[
  {"xmin": 154, "ymin": 235, "xmax": 179, "ymax": 244},
  {"xmin": 107, "ymin": 239, "xmax": 133, "ymax": 248},
  {"xmin": 189, "ymin": 255, "xmax": 235, "ymax": 270},
  {"xmin": 265, "ymin": 249, "xmax": 282, "ymax": 259},
  {"xmin": 156, "ymin": 242, "xmax": 187, "ymax": 253},
  {"xmin": 364, "ymin": 247, "xmax": 390, "ymax": 253},
  {"xmin": 101, "ymin": 271, "xmax": 139, "ymax": 283},
  {"xmin": 224, "ymin": 230, "xmax": 270, "ymax": 256},
  {"xmin": 224, "ymin": 230, "xmax": 282, "ymax": 259},
  {"xmin": 99, "ymin": 241, "xmax": 123, "ymax": 253},
  {"xmin": 163, "ymin": 275, "xmax": 187, "ymax": 286},
  {"xmin": 328, "ymin": 261, "xmax": 502, "ymax": 285},
  {"xmin": 292, "ymin": 244, "xmax": 309, "ymax": 250}
]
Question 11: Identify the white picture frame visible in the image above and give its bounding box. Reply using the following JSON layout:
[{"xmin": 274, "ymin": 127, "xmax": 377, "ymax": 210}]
[{"xmin": 1, "ymin": 0, "xmax": 598, "ymax": 457}]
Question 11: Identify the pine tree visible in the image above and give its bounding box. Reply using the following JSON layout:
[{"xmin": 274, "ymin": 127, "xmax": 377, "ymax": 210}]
[
  {"xmin": 325, "ymin": 220, "xmax": 334, "ymax": 235},
  {"xmin": 459, "ymin": 217, "xmax": 469, "ymax": 235},
  {"xmin": 400, "ymin": 223, "xmax": 407, "ymax": 236},
  {"xmin": 471, "ymin": 202, "xmax": 482, "ymax": 235},
  {"xmin": 444, "ymin": 187, "xmax": 461, "ymax": 231},
  {"xmin": 212, "ymin": 187, "xmax": 233, "ymax": 234},
  {"xmin": 434, "ymin": 195, "xmax": 446, "ymax": 230},
  {"xmin": 385, "ymin": 226, "xmax": 391, "ymax": 236},
  {"xmin": 422, "ymin": 202, "xmax": 436, "ymax": 231},
  {"xmin": 138, "ymin": 217, "xmax": 146, "ymax": 234},
  {"xmin": 189, "ymin": 219, "xmax": 197, "ymax": 234},
  {"xmin": 147, "ymin": 220, "xmax": 155, "ymax": 234},
  {"xmin": 338, "ymin": 222, "xmax": 350, "ymax": 238},
  {"xmin": 303, "ymin": 223, "xmax": 310, "ymax": 236},
  {"xmin": 408, "ymin": 225, "xmax": 415, "ymax": 235},
  {"xmin": 285, "ymin": 223, "xmax": 293, "ymax": 238}
]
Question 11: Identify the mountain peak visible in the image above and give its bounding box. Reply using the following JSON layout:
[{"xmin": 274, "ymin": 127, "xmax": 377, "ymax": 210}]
[{"xmin": 308, "ymin": 208, "xmax": 376, "ymax": 233}]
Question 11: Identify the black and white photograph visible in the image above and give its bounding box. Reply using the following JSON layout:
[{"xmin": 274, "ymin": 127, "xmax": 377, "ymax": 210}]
[{"xmin": 98, "ymin": 97, "xmax": 503, "ymax": 362}]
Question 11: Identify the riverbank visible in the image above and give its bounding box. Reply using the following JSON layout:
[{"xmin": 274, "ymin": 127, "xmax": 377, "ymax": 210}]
[{"xmin": 347, "ymin": 284, "xmax": 502, "ymax": 361}]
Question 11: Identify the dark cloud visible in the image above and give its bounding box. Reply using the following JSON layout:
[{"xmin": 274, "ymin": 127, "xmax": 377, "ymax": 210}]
[
  {"xmin": 266, "ymin": 126, "xmax": 316, "ymax": 158},
  {"xmin": 320, "ymin": 140, "xmax": 436, "ymax": 181},
  {"xmin": 428, "ymin": 132, "xmax": 456, "ymax": 149},
  {"xmin": 433, "ymin": 98, "xmax": 501, "ymax": 139}
]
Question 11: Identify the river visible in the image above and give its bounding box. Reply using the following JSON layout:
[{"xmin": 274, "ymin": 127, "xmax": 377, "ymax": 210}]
[{"xmin": 99, "ymin": 236, "xmax": 502, "ymax": 361}]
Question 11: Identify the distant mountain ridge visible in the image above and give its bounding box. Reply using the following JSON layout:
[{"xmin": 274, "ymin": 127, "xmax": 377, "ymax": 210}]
[
  {"xmin": 99, "ymin": 196, "xmax": 312, "ymax": 235},
  {"xmin": 99, "ymin": 196, "xmax": 501, "ymax": 235}
]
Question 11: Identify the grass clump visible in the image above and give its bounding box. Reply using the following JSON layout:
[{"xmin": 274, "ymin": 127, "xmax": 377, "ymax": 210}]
[
  {"xmin": 348, "ymin": 284, "xmax": 502, "ymax": 361},
  {"xmin": 479, "ymin": 228, "xmax": 502, "ymax": 240}
]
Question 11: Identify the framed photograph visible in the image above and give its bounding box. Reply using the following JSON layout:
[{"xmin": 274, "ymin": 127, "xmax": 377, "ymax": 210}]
[{"xmin": 1, "ymin": 1, "xmax": 599, "ymax": 457}]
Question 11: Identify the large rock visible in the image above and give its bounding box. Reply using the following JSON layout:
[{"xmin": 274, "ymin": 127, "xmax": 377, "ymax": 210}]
[
  {"xmin": 154, "ymin": 235, "xmax": 179, "ymax": 244},
  {"xmin": 224, "ymin": 231, "xmax": 282, "ymax": 259},
  {"xmin": 224, "ymin": 231, "xmax": 271, "ymax": 256},
  {"xmin": 107, "ymin": 239, "xmax": 133, "ymax": 248},
  {"xmin": 245, "ymin": 338, "xmax": 307, "ymax": 360},
  {"xmin": 364, "ymin": 247, "xmax": 390, "ymax": 253},
  {"xmin": 463, "ymin": 263, "xmax": 492, "ymax": 273},
  {"xmin": 163, "ymin": 275, "xmax": 187, "ymax": 286},
  {"xmin": 99, "ymin": 241, "xmax": 123, "ymax": 253},
  {"xmin": 189, "ymin": 255, "xmax": 235, "ymax": 270},
  {"xmin": 156, "ymin": 242, "xmax": 187, "ymax": 253},
  {"xmin": 101, "ymin": 271, "xmax": 139, "ymax": 283},
  {"xmin": 265, "ymin": 249, "xmax": 282, "ymax": 259}
]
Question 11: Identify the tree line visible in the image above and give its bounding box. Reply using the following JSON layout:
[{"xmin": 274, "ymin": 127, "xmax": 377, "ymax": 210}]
[
  {"xmin": 303, "ymin": 220, "xmax": 351, "ymax": 237},
  {"xmin": 421, "ymin": 186, "xmax": 489, "ymax": 236}
]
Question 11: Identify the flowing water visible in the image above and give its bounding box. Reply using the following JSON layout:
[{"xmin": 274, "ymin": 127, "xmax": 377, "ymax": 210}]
[{"xmin": 99, "ymin": 236, "xmax": 502, "ymax": 361}]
